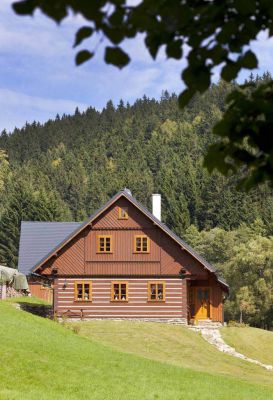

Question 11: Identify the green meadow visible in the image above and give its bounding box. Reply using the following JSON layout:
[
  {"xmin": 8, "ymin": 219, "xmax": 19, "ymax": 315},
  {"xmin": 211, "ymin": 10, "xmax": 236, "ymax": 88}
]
[{"xmin": 1, "ymin": 298, "xmax": 273, "ymax": 400}]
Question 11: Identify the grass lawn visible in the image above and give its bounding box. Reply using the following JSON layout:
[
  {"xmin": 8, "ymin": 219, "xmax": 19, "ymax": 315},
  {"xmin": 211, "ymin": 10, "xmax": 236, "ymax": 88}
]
[
  {"xmin": 70, "ymin": 319, "xmax": 273, "ymax": 386},
  {"xmin": 0, "ymin": 298, "xmax": 273, "ymax": 400},
  {"xmin": 222, "ymin": 326, "xmax": 273, "ymax": 365}
]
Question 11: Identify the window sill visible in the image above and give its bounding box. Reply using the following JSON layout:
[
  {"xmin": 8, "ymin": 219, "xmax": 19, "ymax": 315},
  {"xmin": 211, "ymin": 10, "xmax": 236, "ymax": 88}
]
[
  {"xmin": 96, "ymin": 252, "xmax": 113, "ymax": 254},
  {"xmin": 74, "ymin": 300, "xmax": 92, "ymax": 303},
  {"xmin": 133, "ymin": 252, "xmax": 150, "ymax": 254},
  {"xmin": 110, "ymin": 300, "xmax": 129, "ymax": 303},
  {"xmin": 147, "ymin": 300, "xmax": 166, "ymax": 303}
]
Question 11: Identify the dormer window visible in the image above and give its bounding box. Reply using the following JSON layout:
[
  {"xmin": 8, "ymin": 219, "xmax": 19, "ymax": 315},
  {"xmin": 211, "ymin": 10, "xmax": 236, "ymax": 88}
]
[{"xmin": 118, "ymin": 207, "xmax": 128, "ymax": 220}]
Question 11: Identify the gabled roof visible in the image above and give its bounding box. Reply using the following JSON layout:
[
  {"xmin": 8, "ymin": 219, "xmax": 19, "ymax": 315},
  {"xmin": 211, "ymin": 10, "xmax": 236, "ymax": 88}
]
[
  {"xmin": 19, "ymin": 190, "xmax": 228, "ymax": 289},
  {"xmin": 18, "ymin": 222, "xmax": 81, "ymax": 275}
]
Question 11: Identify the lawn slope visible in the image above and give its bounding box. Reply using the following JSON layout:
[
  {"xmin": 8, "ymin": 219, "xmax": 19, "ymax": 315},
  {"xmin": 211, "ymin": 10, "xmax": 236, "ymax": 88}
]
[
  {"xmin": 222, "ymin": 326, "xmax": 273, "ymax": 365},
  {"xmin": 71, "ymin": 319, "xmax": 273, "ymax": 386},
  {"xmin": 0, "ymin": 299, "xmax": 273, "ymax": 400}
]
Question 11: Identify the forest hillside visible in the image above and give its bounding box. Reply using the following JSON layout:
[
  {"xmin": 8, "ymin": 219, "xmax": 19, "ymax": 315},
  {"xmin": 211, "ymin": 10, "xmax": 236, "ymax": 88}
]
[{"xmin": 0, "ymin": 77, "xmax": 272, "ymax": 327}]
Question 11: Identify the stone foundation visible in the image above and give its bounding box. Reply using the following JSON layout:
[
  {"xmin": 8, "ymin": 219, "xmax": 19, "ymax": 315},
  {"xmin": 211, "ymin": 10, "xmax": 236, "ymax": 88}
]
[{"xmin": 60, "ymin": 316, "xmax": 188, "ymax": 325}]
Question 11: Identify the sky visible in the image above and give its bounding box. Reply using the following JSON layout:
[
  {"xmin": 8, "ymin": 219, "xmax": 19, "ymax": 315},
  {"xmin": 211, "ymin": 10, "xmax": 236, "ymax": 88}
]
[{"xmin": 1, "ymin": 1, "xmax": 273, "ymax": 132}]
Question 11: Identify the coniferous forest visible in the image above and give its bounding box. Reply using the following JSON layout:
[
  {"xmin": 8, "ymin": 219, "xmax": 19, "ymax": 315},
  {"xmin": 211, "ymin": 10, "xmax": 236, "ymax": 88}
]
[{"xmin": 0, "ymin": 77, "xmax": 272, "ymax": 327}]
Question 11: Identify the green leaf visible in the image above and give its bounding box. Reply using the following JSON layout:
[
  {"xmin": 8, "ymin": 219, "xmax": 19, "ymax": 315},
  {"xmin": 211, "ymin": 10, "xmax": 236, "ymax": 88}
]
[
  {"xmin": 166, "ymin": 40, "xmax": 182, "ymax": 59},
  {"xmin": 204, "ymin": 143, "xmax": 232, "ymax": 175},
  {"xmin": 145, "ymin": 35, "xmax": 161, "ymax": 59},
  {"xmin": 105, "ymin": 47, "xmax": 130, "ymax": 68},
  {"xmin": 240, "ymin": 50, "xmax": 258, "ymax": 69},
  {"xmin": 221, "ymin": 61, "xmax": 240, "ymax": 81},
  {"xmin": 74, "ymin": 27, "xmax": 93, "ymax": 48},
  {"xmin": 178, "ymin": 89, "xmax": 193, "ymax": 108},
  {"xmin": 12, "ymin": 0, "xmax": 35, "ymax": 15},
  {"xmin": 75, "ymin": 50, "xmax": 94, "ymax": 66}
]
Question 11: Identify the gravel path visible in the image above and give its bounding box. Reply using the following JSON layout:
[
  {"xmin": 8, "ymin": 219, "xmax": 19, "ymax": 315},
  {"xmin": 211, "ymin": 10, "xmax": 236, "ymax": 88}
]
[{"xmin": 190, "ymin": 327, "xmax": 273, "ymax": 371}]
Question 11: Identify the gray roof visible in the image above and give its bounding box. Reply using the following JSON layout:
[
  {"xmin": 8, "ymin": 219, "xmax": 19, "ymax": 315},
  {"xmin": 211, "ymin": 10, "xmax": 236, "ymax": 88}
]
[
  {"xmin": 18, "ymin": 190, "xmax": 228, "ymax": 289},
  {"xmin": 18, "ymin": 222, "xmax": 81, "ymax": 275}
]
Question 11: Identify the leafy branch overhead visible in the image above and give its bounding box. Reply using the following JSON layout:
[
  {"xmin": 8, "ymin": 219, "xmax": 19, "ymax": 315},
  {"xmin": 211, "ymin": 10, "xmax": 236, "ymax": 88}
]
[{"xmin": 12, "ymin": 0, "xmax": 273, "ymax": 188}]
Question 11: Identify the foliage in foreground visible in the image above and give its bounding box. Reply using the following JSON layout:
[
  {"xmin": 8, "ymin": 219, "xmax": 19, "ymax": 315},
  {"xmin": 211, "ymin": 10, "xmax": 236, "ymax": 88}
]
[{"xmin": 12, "ymin": 1, "xmax": 273, "ymax": 187}]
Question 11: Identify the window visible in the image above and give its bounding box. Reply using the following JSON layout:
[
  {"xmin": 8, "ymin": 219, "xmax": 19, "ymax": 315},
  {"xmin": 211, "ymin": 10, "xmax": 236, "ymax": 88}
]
[
  {"xmin": 74, "ymin": 281, "xmax": 92, "ymax": 302},
  {"xmin": 118, "ymin": 206, "xmax": 128, "ymax": 220},
  {"xmin": 148, "ymin": 282, "xmax": 165, "ymax": 302},
  {"xmin": 97, "ymin": 235, "xmax": 112, "ymax": 253},
  {"xmin": 111, "ymin": 281, "xmax": 128, "ymax": 301},
  {"xmin": 134, "ymin": 235, "xmax": 150, "ymax": 253}
]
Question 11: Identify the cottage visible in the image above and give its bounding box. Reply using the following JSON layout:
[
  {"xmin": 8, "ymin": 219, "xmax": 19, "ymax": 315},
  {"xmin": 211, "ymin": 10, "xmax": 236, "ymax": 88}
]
[{"xmin": 18, "ymin": 189, "xmax": 228, "ymax": 324}]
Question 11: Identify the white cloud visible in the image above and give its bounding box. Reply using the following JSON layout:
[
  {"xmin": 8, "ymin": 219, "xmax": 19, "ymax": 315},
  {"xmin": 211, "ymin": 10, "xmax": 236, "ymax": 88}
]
[
  {"xmin": 2, "ymin": 0, "xmax": 273, "ymax": 133},
  {"xmin": 0, "ymin": 88, "xmax": 88, "ymax": 112},
  {"xmin": 0, "ymin": 88, "xmax": 88, "ymax": 131}
]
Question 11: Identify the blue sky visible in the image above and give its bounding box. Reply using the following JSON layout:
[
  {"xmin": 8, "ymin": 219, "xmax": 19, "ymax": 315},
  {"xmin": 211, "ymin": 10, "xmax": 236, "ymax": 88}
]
[{"xmin": 1, "ymin": 0, "xmax": 273, "ymax": 132}]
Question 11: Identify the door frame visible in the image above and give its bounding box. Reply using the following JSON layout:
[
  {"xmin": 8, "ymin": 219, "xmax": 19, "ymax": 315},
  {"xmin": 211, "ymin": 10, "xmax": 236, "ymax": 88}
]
[{"xmin": 190, "ymin": 286, "xmax": 211, "ymax": 320}]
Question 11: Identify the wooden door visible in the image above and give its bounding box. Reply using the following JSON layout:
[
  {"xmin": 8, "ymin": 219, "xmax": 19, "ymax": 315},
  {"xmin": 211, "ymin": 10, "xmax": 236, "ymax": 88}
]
[{"xmin": 195, "ymin": 287, "xmax": 210, "ymax": 319}]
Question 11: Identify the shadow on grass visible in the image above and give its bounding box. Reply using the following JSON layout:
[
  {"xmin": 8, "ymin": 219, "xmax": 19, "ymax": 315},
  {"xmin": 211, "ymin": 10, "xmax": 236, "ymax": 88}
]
[{"xmin": 16, "ymin": 301, "xmax": 52, "ymax": 318}]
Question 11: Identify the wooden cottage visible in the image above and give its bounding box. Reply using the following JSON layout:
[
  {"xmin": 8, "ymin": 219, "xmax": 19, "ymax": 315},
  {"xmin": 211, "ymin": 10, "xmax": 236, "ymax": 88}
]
[{"xmin": 18, "ymin": 189, "xmax": 228, "ymax": 324}]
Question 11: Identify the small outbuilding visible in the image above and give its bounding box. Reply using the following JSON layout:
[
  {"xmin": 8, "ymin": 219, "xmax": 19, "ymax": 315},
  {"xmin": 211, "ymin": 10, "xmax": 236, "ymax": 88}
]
[{"xmin": 0, "ymin": 265, "xmax": 28, "ymax": 299}]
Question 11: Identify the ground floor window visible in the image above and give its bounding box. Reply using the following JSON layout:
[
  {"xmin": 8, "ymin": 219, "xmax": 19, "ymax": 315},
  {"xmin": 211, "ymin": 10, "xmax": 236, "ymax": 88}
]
[
  {"xmin": 74, "ymin": 281, "xmax": 92, "ymax": 302},
  {"xmin": 148, "ymin": 281, "xmax": 166, "ymax": 301},
  {"xmin": 111, "ymin": 281, "xmax": 128, "ymax": 301}
]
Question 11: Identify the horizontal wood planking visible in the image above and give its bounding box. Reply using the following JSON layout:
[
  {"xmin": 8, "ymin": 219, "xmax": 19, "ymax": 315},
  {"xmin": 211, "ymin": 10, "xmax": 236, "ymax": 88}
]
[{"xmin": 54, "ymin": 278, "xmax": 184, "ymax": 318}]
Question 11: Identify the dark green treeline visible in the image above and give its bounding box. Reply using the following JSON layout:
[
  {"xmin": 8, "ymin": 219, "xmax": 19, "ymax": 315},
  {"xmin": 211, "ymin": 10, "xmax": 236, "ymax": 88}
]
[{"xmin": 0, "ymin": 79, "xmax": 272, "ymax": 326}]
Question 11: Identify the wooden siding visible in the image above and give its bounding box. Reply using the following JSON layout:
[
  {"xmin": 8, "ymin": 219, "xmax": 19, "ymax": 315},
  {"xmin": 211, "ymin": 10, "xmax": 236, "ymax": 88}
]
[
  {"xmin": 160, "ymin": 238, "xmax": 209, "ymax": 277},
  {"xmin": 54, "ymin": 278, "xmax": 185, "ymax": 319},
  {"xmin": 85, "ymin": 262, "xmax": 161, "ymax": 275},
  {"xmin": 40, "ymin": 196, "xmax": 211, "ymax": 279},
  {"xmin": 93, "ymin": 198, "xmax": 151, "ymax": 229},
  {"xmin": 28, "ymin": 282, "xmax": 53, "ymax": 303},
  {"xmin": 85, "ymin": 229, "xmax": 160, "ymax": 262},
  {"xmin": 210, "ymin": 278, "xmax": 224, "ymax": 322},
  {"xmin": 36, "ymin": 195, "xmax": 225, "ymax": 322},
  {"xmin": 41, "ymin": 230, "xmax": 86, "ymax": 275}
]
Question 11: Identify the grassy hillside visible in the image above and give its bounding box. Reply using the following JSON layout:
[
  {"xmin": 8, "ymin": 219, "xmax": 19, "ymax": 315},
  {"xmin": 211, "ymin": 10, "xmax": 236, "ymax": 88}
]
[
  {"xmin": 1, "ymin": 299, "xmax": 273, "ymax": 400},
  {"xmin": 70, "ymin": 320, "xmax": 273, "ymax": 386},
  {"xmin": 222, "ymin": 327, "xmax": 273, "ymax": 365}
]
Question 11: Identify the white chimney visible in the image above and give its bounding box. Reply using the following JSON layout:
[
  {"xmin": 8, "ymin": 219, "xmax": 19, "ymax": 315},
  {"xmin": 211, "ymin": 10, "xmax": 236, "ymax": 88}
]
[{"xmin": 152, "ymin": 194, "xmax": 161, "ymax": 221}]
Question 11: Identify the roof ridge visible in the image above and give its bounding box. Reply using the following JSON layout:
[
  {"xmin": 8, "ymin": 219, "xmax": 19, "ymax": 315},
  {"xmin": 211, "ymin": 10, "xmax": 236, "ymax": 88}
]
[{"xmin": 22, "ymin": 190, "xmax": 228, "ymax": 290}]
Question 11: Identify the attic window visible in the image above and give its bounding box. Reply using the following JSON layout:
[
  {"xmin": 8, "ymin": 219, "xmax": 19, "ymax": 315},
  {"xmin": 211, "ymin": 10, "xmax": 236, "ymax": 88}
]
[
  {"xmin": 134, "ymin": 235, "xmax": 150, "ymax": 253},
  {"xmin": 118, "ymin": 207, "xmax": 128, "ymax": 220},
  {"xmin": 97, "ymin": 235, "xmax": 112, "ymax": 253}
]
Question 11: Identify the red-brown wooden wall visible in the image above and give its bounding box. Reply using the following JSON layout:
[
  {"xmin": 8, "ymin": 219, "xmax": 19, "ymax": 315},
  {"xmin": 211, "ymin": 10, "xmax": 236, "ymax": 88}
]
[
  {"xmin": 54, "ymin": 278, "xmax": 187, "ymax": 320},
  {"xmin": 37, "ymin": 197, "xmax": 225, "ymax": 322}
]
